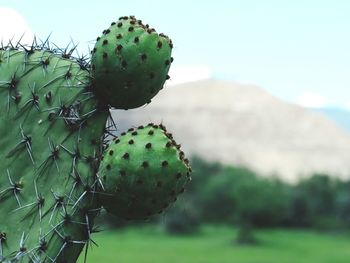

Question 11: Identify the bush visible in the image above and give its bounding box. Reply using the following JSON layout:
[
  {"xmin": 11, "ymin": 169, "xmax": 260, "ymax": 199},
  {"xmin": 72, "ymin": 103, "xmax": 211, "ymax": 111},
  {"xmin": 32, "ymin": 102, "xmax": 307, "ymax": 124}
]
[{"xmin": 198, "ymin": 166, "xmax": 290, "ymax": 227}]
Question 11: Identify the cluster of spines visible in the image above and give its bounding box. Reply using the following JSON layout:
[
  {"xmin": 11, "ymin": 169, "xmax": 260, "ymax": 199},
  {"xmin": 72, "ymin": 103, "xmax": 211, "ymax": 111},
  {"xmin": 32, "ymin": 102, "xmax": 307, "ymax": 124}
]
[{"xmin": 0, "ymin": 37, "xmax": 91, "ymax": 71}]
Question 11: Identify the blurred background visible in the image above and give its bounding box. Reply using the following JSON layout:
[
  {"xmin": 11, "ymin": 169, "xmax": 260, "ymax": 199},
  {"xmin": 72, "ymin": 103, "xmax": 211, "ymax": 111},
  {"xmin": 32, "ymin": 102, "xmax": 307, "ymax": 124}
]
[{"xmin": 2, "ymin": 1, "xmax": 350, "ymax": 262}]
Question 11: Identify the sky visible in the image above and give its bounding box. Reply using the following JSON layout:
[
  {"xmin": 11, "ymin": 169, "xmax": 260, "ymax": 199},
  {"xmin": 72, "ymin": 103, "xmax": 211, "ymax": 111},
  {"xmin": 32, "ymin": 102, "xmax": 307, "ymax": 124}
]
[{"xmin": 1, "ymin": 0, "xmax": 350, "ymax": 109}]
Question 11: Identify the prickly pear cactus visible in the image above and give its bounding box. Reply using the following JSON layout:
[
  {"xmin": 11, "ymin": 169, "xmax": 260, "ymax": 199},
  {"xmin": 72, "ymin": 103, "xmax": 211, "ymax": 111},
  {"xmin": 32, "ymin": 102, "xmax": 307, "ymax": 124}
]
[{"xmin": 0, "ymin": 15, "xmax": 191, "ymax": 263}]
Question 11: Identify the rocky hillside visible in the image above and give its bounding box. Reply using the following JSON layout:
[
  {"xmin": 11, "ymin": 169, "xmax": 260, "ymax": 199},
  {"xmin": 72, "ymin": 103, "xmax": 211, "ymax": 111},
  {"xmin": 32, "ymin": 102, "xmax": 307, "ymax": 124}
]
[{"xmin": 112, "ymin": 80, "xmax": 350, "ymax": 182}]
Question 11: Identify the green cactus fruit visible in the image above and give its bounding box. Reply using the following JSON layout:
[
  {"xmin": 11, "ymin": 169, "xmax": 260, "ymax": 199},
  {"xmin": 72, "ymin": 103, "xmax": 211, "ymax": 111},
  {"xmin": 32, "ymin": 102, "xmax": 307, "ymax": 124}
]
[
  {"xmin": 91, "ymin": 16, "xmax": 173, "ymax": 109},
  {"xmin": 98, "ymin": 123, "xmax": 191, "ymax": 220},
  {"xmin": 0, "ymin": 47, "xmax": 108, "ymax": 262}
]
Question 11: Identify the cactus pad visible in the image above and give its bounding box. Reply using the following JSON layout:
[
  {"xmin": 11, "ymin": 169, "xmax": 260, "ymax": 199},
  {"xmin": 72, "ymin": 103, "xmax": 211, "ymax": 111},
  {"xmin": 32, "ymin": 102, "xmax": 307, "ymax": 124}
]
[
  {"xmin": 91, "ymin": 16, "xmax": 173, "ymax": 109},
  {"xmin": 98, "ymin": 123, "xmax": 191, "ymax": 220},
  {"xmin": 0, "ymin": 47, "xmax": 108, "ymax": 262}
]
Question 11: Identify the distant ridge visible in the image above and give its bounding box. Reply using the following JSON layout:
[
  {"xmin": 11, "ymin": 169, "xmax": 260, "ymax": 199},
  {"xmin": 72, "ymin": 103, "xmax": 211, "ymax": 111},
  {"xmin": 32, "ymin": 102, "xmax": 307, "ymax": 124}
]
[{"xmin": 112, "ymin": 80, "xmax": 350, "ymax": 182}]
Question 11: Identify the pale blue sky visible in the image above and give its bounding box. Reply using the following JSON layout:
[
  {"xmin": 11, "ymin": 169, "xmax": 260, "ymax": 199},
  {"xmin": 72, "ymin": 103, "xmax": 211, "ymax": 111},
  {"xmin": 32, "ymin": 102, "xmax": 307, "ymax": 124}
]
[{"xmin": 2, "ymin": 0, "xmax": 350, "ymax": 108}]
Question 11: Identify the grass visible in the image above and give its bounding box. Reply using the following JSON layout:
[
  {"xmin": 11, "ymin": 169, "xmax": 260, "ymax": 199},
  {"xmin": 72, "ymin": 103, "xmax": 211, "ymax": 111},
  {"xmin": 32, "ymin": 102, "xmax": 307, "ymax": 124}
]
[{"xmin": 78, "ymin": 225, "xmax": 350, "ymax": 263}]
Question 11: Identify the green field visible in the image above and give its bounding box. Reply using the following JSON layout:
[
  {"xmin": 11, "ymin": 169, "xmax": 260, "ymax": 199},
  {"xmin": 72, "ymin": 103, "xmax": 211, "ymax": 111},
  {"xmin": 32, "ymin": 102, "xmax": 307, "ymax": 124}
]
[{"xmin": 78, "ymin": 225, "xmax": 350, "ymax": 263}]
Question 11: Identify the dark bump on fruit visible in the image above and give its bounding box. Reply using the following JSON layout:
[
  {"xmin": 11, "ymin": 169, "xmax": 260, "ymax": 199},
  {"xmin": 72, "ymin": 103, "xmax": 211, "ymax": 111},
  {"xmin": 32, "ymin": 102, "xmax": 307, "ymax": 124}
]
[
  {"xmin": 134, "ymin": 36, "xmax": 139, "ymax": 43},
  {"xmin": 122, "ymin": 153, "xmax": 129, "ymax": 159},
  {"xmin": 103, "ymin": 39, "xmax": 108, "ymax": 45},
  {"xmin": 162, "ymin": 160, "xmax": 168, "ymax": 167},
  {"xmin": 179, "ymin": 151, "xmax": 185, "ymax": 158},
  {"xmin": 170, "ymin": 57, "xmax": 174, "ymax": 62},
  {"xmin": 128, "ymin": 139, "xmax": 134, "ymax": 145},
  {"xmin": 176, "ymin": 172, "xmax": 182, "ymax": 179},
  {"xmin": 142, "ymin": 161, "xmax": 149, "ymax": 168},
  {"xmin": 121, "ymin": 132, "xmax": 126, "ymax": 136},
  {"xmin": 166, "ymin": 75, "xmax": 170, "ymax": 80},
  {"xmin": 141, "ymin": 53, "xmax": 147, "ymax": 61},
  {"xmin": 109, "ymin": 150, "xmax": 114, "ymax": 156},
  {"xmin": 145, "ymin": 143, "xmax": 152, "ymax": 149},
  {"xmin": 131, "ymin": 131, "xmax": 138, "ymax": 136},
  {"xmin": 128, "ymin": 26, "xmax": 134, "ymax": 32},
  {"xmin": 103, "ymin": 52, "xmax": 108, "ymax": 59},
  {"xmin": 121, "ymin": 60, "xmax": 127, "ymax": 68},
  {"xmin": 138, "ymin": 125, "xmax": 144, "ymax": 129},
  {"xmin": 128, "ymin": 128, "xmax": 134, "ymax": 132},
  {"xmin": 166, "ymin": 141, "xmax": 172, "ymax": 148},
  {"xmin": 117, "ymin": 22, "xmax": 123, "ymax": 27},
  {"xmin": 106, "ymin": 164, "xmax": 111, "ymax": 170},
  {"xmin": 115, "ymin": 139, "xmax": 120, "ymax": 144},
  {"xmin": 105, "ymin": 29, "xmax": 110, "ymax": 34},
  {"xmin": 116, "ymin": 44, "xmax": 123, "ymax": 52},
  {"xmin": 111, "ymin": 22, "xmax": 116, "ymax": 26},
  {"xmin": 157, "ymin": 41, "xmax": 163, "ymax": 49},
  {"xmin": 148, "ymin": 130, "xmax": 154, "ymax": 135},
  {"xmin": 116, "ymin": 34, "xmax": 122, "ymax": 39},
  {"xmin": 96, "ymin": 37, "xmax": 100, "ymax": 41},
  {"xmin": 165, "ymin": 59, "xmax": 170, "ymax": 66}
]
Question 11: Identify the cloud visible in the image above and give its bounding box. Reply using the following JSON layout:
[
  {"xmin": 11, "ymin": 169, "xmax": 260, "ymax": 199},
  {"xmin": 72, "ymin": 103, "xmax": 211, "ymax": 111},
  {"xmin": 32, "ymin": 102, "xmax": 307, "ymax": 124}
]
[
  {"xmin": 167, "ymin": 64, "xmax": 212, "ymax": 86},
  {"xmin": 0, "ymin": 7, "xmax": 33, "ymax": 45},
  {"xmin": 343, "ymin": 101, "xmax": 350, "ymax": 111},
  {"xmin": 296, "ymin": 91, "xmax": 329, "ymax": 108}
]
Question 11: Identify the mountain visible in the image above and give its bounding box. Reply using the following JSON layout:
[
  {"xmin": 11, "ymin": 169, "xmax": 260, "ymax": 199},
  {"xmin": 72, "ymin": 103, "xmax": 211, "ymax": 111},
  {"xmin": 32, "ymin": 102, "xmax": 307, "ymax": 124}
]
[
  {"xmin": 111, "ymin": 80, "xmax": 350, "ymax": 182},
  {"xmin": 314, "ymin": 107, "xmax": 350, "ymax": 132}
]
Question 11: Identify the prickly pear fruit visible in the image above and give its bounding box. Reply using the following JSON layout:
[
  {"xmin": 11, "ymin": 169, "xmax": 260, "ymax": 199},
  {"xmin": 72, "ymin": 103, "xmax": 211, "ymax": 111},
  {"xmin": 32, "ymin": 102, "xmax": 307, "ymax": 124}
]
[
  {"xmin": 98, "ymin": 123, "xmax": 191, "ymax": 220},
  {"xmin": 91, "ymin": 16, "xmax": 173, "ymax": 109}
]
